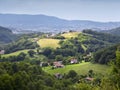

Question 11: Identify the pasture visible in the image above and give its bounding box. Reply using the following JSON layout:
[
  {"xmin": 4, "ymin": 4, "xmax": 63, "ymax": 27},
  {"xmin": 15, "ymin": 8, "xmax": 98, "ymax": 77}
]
[
  {"xmin": 43, "ymin": 62, "xmax": 109, "ymax": 75},
  {"xmin": 2, "ymin": 49, "xmax": 30, "ymax": 57},
  {"xmin": 37, "ymin": 38, "xmax": 60, "ymax": 49}
]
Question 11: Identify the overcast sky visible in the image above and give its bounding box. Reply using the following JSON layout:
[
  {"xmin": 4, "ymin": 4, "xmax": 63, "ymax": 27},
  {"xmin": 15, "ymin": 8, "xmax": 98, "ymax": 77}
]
[{"xmin": 0, "ymin": 0, "xmax": 120, "ymax": 22}]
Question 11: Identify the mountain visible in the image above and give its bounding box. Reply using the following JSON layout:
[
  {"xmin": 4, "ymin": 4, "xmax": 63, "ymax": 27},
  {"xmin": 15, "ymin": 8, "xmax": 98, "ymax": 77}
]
[
  {"xmin": 0, "ymin": 26, "xmax": 17, "ymax": 44},
  {"xmin": 102, "ymin": 27, "xmax": 120, "ymax": 36},
  {"xmin": 1, "ymin": 14, "xmax": 120, "ymax": 33}
]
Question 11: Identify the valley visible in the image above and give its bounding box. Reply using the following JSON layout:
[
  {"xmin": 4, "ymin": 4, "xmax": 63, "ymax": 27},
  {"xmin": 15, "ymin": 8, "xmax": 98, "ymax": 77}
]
[{"xmin": 0, "ymin": 26, "xmax": 120, "ymax": 90}]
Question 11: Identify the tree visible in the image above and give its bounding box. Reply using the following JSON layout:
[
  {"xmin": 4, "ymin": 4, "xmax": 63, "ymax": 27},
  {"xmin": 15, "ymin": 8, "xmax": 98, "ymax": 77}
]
[
  {"xmin": 88, "ymin": 70, "xmax": 94, "ymax": 77},
  {"xmin": 45, "ymin": 77, "xmax": 54, "ymax": 87},
  {"xmin": 0, "ymin": 74, "xmax": 14, "ymax": 90},
  {"xmin": 67, "ymin": 70, "xmax": 77, "ymax": 78},
  {"xmin": 71, "ymin": 83, "xmax": 92, "ymax": 90},
  {"xmin": 28, "ymin": 50, "xmax": 35, "ymax": 57},
  {"xmin": 17, "ymin": 52, "xmax": 26, "ymax": 61},
  {"xmin": 110, "ymin": 48, "xmax": 120, "ymax": 89},
  {"xmin": 55, "ymin": 55, "xmax": 63, "ymax": 61},
  {"xmin": 42, "ymin": 48, "xmax": 52, "ymax": 57},
  {"xmin": 100, "ymin": 47, "xmax": 120, "ymax": 90}
]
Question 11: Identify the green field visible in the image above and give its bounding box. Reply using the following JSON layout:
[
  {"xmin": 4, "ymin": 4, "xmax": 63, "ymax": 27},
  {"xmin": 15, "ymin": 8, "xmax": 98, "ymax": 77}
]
[
  {"xmin": 61, "ymin": 32, "xmax": 80, "ymax": 39},
  {"xmin": 2, "ymin": 49, "xmax": 31, "ymax": 57},
  {"xmin": 43, "ymin": 62, "xmax": 109, "ymax": 75},
  {"xmin": 37, "ymin": 38, "xmax": 60, "ymax": 49}
]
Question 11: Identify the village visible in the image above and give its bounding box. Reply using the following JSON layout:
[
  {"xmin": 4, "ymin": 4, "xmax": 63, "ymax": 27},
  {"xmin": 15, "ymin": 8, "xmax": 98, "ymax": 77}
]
[{"xmin": 40, "ymin": 53, "xmax": 93, "ymax": 82}]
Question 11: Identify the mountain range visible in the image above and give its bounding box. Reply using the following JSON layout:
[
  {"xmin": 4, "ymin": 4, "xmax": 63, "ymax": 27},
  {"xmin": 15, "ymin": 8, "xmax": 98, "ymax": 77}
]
[{"xmin": 1, "ymin": 14, "xmax": 120, "ymax": 33}]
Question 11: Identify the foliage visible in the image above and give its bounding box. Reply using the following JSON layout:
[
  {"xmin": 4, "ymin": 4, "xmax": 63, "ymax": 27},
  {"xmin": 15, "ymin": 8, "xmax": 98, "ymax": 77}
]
[
  {"xmin": 61, "ymin": 32, "xmax": 79, "ymax": 39},
  {"xmin": 5, "ymin": 38, "xmax": 39, "ymax": 54},
  {"xmin": 1, "ymin": 49, "xmax": 29, "ymax": 57},
  {"xmin": 28, "ymin": 50, "xmax": 36, "ymax": 57},
  {"xmin": 83, "ymin": 29, "xmax": 120, "ymax": 43},
  {"xmin": 53, "ymin": 35, "xmax": 65, "ymax": 39},
  {"xmin": 98, "ymin": 47, "xmax": 120, "ymax": 90},
  {"xmin": 93, "ymin": 44, "xmax": 119, "ymax": 64},
  {"xmin": 66, "ymin": 70, "xmax": 77, "ymax": 78},
  {"xmin": 0, "ymin": 62, "xmax": 55, "ymax": 90}
]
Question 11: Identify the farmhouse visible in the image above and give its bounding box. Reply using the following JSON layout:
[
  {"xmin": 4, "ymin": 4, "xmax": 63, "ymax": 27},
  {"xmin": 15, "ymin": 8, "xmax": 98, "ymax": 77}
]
[
  {"xmin": 53, "ymin": 61, "xmax": 64, "ymax": 68},
  {"xmin": 0, "ymin": 50, "xmax": 5, "ymax": 54},
  {"xmin": 70, "ymin": 59, "xmax": 78, "ymax": 64}
]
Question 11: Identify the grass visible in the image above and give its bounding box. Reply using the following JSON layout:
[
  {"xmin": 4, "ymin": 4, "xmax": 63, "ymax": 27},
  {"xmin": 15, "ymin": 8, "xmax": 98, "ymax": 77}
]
[
  {"xmin": 81, "ymin": 44, "xmax": 87, "ymax": 51},
  {"xmin": 78, "ymin": 33, "xmax": 90, "ymax": 42},
  {"xmin": 37, "ymin": 38, "xmax": 60, "ymax": 49},
  {"xmin": 43, "ymin": 62, "xmax": 109, "ymax": 75},
  {"xmin": 2, "ymin": 49, "xmax": 32, "ymax": 57},
  {"xmin": 61, "ymin": 32, "xmax": 80, "ymax": 39}
]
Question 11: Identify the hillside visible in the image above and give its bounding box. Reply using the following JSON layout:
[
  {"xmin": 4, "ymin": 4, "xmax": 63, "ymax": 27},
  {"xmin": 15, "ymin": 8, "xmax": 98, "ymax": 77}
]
[
  {"xmin": 3, "ymin": 30, "xmax": 120, "ymax": 58},
  {"xmin": 103, "ymin": 27, "xmax": 120, "ymax": 36},
  {"xmin": 83, "ymin": 29, "xmax": 120, "ymax": 43},
  {"xmin": 0, "ymin": 26, "xmax": 17, "ymax": 44},
  {"xmin": 44, "ymin": 62, "xmax": 109, "ymax": 75},
  {"xmin": 93, "ymin": 44, "xmax": 120, "ymax": 64},
  {"xmin": 1, "ymin": 14, "xmax": 120, "ymax": 33},
  {"xmin": 0, "ymin": 30, "xmax": 120, "ymax": 90}
]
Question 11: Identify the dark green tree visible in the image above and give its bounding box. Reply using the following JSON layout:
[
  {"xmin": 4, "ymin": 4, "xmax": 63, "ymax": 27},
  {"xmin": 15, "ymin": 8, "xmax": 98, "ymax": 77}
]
[
  {"xmin": 28, "ymin": 50, "xmax": 35, "ymax": 57},
  {"xmin": 67, "ymin": 70, "xmax": 77, "ymax": 78}
]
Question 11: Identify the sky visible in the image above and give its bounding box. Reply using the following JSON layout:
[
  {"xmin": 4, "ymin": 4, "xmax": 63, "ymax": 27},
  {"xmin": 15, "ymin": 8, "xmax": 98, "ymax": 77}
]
[{"xmin": 0, "ymin": 0, "xmax": 120, "ymax": 22}]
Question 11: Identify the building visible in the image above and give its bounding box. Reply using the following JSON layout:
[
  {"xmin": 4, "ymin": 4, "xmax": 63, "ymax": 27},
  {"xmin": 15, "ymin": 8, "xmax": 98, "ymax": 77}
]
[
  {"xmin": 53, "ymin": 61, "xmax": 64, "ymax": 68},
  {"xmin": 0, "ymin": 50, "xmax": 5, "ymax": 54},
  {"xmin": 70, "ymin": 59, "xmax": 78, "ymax": 64}
]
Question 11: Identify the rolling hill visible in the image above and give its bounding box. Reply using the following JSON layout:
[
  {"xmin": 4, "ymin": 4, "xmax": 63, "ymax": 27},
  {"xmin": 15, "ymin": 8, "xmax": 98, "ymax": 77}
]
[
  {"xmin": 93, "ymin": 43, "xmax": 120, "ymax": 64},
  {"xmin": 37, "ymin": 39, "xmax": 60, "ymax": 49}
]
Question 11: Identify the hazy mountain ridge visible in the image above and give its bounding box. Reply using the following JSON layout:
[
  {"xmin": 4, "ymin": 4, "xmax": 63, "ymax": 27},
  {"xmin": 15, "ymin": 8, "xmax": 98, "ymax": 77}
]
[
  {"xmin": 0, "ymin": 26, "xmax": 17, "ymax": 44},
  {"xmin": 1, "ymin": 14, "xmax": 120, "ymax": 33},
  {"xmin": 102, "ymin": 27, "xmax": 120, "ymax": 36}
]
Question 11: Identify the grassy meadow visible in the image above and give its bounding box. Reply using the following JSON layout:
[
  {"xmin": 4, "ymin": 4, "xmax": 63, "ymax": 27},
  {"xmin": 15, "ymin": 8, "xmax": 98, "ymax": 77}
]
[
  {"xmin": 43, "ymin": 62, "xmax": 109, "ymax": 75},
  {"xmin": 61, "ymin": 32, "xmax": 80, "ymax": 39},
  {"xmin": 1, "ymin": 49, "xmax": 34, "ymax": 57},
  {"xmin": 37, "ymin": 38, "xmax": 60, "ymax": 49}
]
